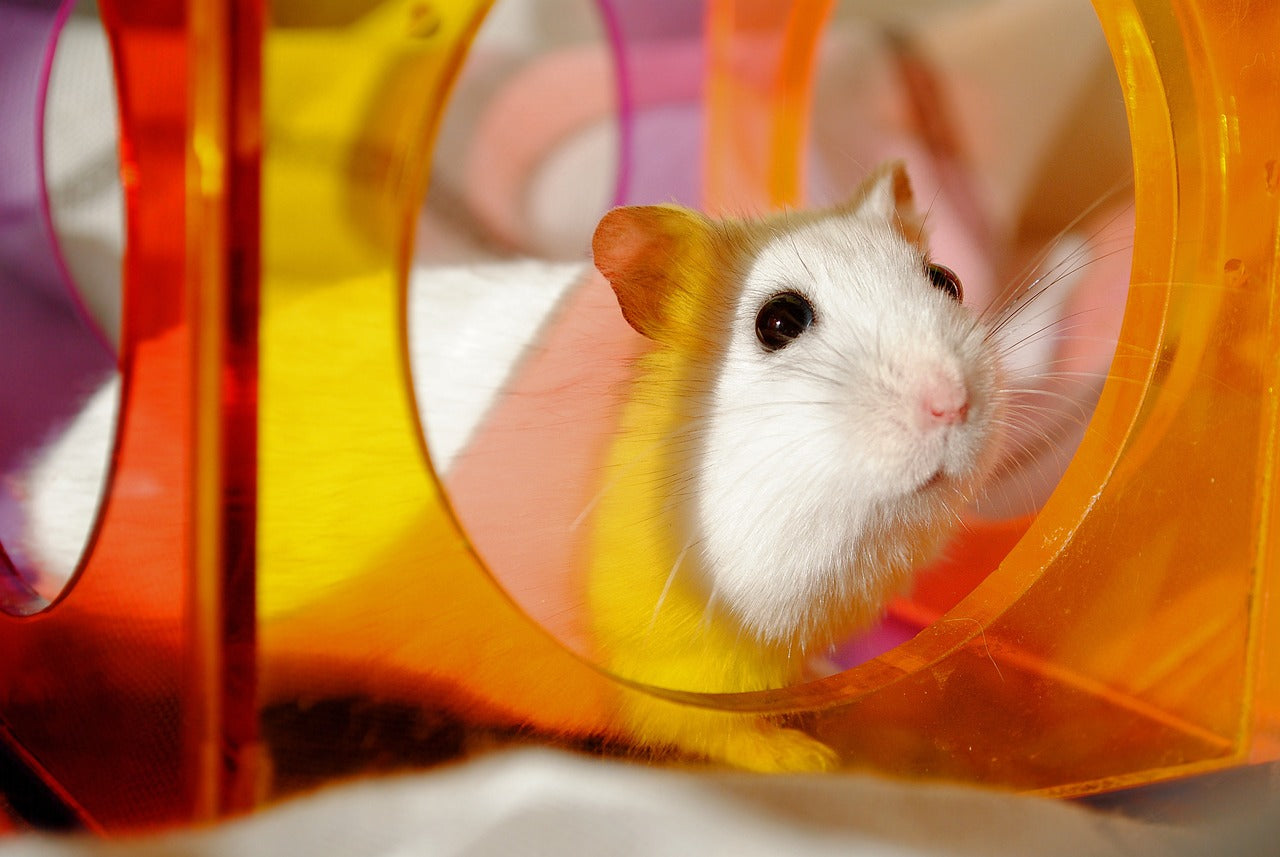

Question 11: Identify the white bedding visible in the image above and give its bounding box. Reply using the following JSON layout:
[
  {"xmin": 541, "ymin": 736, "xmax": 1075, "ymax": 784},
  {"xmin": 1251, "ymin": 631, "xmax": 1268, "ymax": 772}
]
[{"xmin": 3, "ymin": 748, "xmax": 1270, "ymax": 857}]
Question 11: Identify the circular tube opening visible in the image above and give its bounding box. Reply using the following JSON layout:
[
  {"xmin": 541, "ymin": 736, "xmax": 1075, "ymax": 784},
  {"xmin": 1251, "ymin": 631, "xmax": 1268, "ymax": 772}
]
[{"xmin": 411, "ymin": 0, "xmax": 1134, "ymax": 694}]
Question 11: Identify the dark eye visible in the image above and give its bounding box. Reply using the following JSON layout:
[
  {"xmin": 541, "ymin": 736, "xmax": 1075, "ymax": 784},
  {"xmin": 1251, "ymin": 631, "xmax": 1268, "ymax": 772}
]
[
  {"xmin": 755, "ymin": 291, "xmax": 815, "ymax": 351},
  {"xmin": 926, "ymin": 263, "xmax": 963, "ymax": 301}
]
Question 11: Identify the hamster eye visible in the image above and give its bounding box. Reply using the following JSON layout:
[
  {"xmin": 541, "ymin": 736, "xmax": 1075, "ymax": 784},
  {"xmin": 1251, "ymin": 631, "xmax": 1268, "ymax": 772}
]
[
  {"xmin": 926, "ymin": 263, "xmax": 963, "ymax": 301},
  {"xmin": 755, "ymin": 291, "xmax": 815, "ymax": 351}
]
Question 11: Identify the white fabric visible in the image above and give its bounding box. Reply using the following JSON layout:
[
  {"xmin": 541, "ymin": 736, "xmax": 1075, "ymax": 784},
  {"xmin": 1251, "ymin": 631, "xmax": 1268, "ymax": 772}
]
[{"xmin": 3, "ymin": 748, "xmax": 1266, "ymax": 856}]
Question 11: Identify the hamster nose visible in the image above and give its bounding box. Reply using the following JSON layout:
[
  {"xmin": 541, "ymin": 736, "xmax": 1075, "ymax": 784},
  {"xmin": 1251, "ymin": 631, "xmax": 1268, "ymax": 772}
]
[{"xmin": 918, "ymin": 374, "xmax": 970, "ymax": 428}]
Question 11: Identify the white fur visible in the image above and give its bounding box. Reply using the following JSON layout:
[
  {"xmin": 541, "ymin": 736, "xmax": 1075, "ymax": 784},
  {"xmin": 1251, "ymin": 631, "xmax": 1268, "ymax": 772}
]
[
  {"xmin": 408, "ymin": 260, "xmax": 582, "ymax": 468},
  {"xmin": 14, "ymin": 262, "xmax": 578, "ymax": 596},
  {"xmin": 695, "ymin": 203, "xmax": 999, "ymax": 646},
  {"xmin": 16, "ymin": 379, "xmax": 119, "ymax": 596}
]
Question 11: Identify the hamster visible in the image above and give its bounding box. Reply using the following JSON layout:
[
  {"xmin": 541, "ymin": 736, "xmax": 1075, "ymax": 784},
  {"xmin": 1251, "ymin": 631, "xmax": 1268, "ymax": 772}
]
[{"xmin": 586, "ymin": 161, "xmax": 1005, "ymax": 771}]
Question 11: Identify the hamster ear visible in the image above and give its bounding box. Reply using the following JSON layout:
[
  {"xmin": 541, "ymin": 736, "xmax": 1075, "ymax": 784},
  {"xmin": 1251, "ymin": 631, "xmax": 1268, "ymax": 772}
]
[
  {"xmin": 847, "ymin": 160, "xmax": 926, "ymax": 249},
  {"xmin": 592, "ymin": 204, "xmax": 711, "ymax": 341}
]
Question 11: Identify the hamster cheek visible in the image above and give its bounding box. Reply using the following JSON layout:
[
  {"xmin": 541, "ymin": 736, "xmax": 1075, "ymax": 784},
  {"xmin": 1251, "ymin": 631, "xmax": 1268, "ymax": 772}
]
[{"xmin": 693, "ymin": 408, "xmax": 874, "ymax": 642}]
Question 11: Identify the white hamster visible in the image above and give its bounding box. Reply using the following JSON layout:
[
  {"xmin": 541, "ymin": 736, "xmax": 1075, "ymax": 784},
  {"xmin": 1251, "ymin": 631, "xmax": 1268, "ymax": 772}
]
[{"xmin": 585, "ymin": 161, "xmax": 1006, "ymax": 770}]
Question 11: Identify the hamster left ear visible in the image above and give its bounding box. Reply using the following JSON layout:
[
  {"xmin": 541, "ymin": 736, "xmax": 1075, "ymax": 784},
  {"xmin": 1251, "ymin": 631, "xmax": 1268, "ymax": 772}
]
[
  {"xmin": 847, "ymin": 160, "xmax": 926, "ymax": 249},
  {"xmin": 592, "ymin": 204, "xmax": 712, "ymax": 343}
]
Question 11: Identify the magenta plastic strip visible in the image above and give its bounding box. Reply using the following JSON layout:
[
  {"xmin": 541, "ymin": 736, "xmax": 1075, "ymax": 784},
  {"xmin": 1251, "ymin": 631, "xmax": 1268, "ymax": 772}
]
[
  {"xmin": 595, "ymin": 0, "xmax": 705, "ymax": 207},
  {"xmin": 0, "ymin": 0, "xmax": 117, "ymax": 598},
  {"xmin": 594, "ymin": 0, "xmax": 632, "ymax": 208},
  {"xmin": 0, "ymin": 0, "xmax": 85, "ymax": 314}
]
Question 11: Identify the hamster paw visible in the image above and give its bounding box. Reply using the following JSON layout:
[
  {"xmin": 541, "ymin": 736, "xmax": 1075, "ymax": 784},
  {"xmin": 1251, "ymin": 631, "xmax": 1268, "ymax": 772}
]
[{"xmin": 719, "ymin": 724, "xmax": 839, "ymax": 773}]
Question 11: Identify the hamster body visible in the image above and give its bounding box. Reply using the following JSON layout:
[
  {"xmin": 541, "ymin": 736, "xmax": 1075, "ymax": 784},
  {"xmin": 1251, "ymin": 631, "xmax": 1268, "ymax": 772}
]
[{"xmin": 587, "ymin": 162, "xmax": 1004, "ymax": 770}]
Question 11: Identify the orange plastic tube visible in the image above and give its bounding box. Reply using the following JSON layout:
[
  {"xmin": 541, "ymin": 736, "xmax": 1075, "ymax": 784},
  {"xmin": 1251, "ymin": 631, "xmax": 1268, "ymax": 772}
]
[
  {"xmin": 1, "ymin": 0, "xmax": 1277, "ymax": 833},
  {"xmin": 703, "ymin": 0, "xmax": 833, "ymax": 213}
]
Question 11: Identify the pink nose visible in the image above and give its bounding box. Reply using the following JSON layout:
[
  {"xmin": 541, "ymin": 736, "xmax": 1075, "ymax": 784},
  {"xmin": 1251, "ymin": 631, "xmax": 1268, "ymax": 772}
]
[{"xmin": 919, "ymin": 376, "xmax": 970, "ymax": 427}]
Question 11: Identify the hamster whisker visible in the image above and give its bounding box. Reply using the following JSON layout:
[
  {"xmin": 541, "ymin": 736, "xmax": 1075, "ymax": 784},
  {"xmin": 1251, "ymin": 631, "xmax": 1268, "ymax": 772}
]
[
  {"xmin": 1004, "ymin": 231, "xmax": 1131, "ymax": 310},
  {"xmin": 1020, "ymin": 368, "xmax": 1138, "ymax": 387},
  {"xmin": 997, "ymin": 407, "xmax": 1092, "ymax": 444},
  {"xmin": 1009, "ymin": 364, "xmax": 1124, "ymax": 385},
  {"xmin": 979, "ymin": 226, "xmax": 1133, "ymax": 336},
  {"xmin": 997, "ymin": 355, "xmax": 1110, "ymax": 388},
  {"xmin": 700, "ymin": 577, "xmax": 724, "ymax": 635},
  {"xmin": 648, "ymin": 540, "xmax": 694, "ymax": 634},
  {"xmin": 1014, "ymin": 334, "xmax": 1127, "ymax": 354},
  {"xmin": 993, "ymin": 408, "xmax": 1073, "ymax": 449},
  {"xmin": 993, "ymin": 389, "xmax": 1127, "ymax": 454},
  {"xmin": 1016, "ymin": 240, "xmax": 1134, "ymax": 305},
  {"xmin": 980, "ymin": 188, "xmax": 1133, "ymax": 324},
  {"xmin": 987, "ymin": 284, "xmax": 1084, "ymax": 336},
  {"xmin": 979, "ymin": 453, "xmax": 1042, "ymax": 512},
  {"xmin": 917, "ymin": 185, "xmax": 945, "ymax": 248},
  {"xmin": 785, "ymin": 229, "xmax": 820, "ymax": 284},
  {"xmin": 982, "ymin": 243, "xmax": 1128, "ymax": 343},
  {"xmin": 999, "ymin": 384, "xmax": 1098, "ymax": 414},
  {"xmin": 982, "ymin": 439, "xmax": 1064, "ymax": 512},
  {"xmin": 998, "ymin": 396, "xmax": 1092, "ymax": 426},
  {"xmin": 997, "ymin": 362, "xmax": 1105, "ymax": 394},
  {"xmin": 998, "ymin": 393, "xmax": 1095, "ymax": 420},
  {"xmin": 990, "ymin": 311, "xmax": 1110, "ymax": 357},
  {"xmin": 939, "ymin": 498, "xmax": 969, "ymax": 532},
  {"xmin": 983, "ymin": 426, "xmax": 1115, "ymax": 514}
]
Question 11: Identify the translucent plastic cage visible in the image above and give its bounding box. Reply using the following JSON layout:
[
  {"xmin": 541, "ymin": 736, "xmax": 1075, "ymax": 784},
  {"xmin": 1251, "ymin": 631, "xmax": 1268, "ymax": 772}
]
[{"xmin": 0, "ymin": 0, "xmax": 1276, "ymax": 832}]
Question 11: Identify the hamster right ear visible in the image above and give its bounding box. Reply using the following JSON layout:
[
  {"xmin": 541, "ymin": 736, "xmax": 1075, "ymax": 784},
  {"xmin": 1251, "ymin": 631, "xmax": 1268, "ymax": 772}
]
[
  {"xmin": 845, "ymin": 160, "xmax": 926, "ymax": 250},
  {"xmin": 592, "ymin": 204, "xmax": 713, "ymax": 342}
]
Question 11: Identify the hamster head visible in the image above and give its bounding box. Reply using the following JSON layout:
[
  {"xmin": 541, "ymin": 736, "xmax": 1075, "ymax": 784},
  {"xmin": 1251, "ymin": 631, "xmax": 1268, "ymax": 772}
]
[{"xmin": 593, "ymin": 161, "xmax": 1003, "ymax": 652}]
